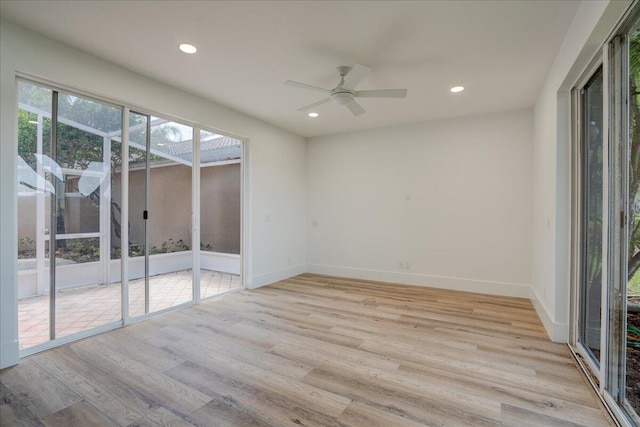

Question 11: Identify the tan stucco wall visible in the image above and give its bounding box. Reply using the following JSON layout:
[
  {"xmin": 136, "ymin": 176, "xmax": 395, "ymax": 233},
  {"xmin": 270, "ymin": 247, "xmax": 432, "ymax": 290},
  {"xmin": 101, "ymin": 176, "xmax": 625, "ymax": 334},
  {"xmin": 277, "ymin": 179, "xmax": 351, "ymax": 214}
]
[
  {"xmin": 114, "ymin": 162, "xmax": 240, "ymax": 254},
  {"xmin": 127, "ymin": 164, "xmax": 194, "ymax": 251},
  {"xmin": 19, "ymin": 163, "xmax": 241, "ymax": 255},
  {"xmin": 200, "ymin": 163, "xmax": 241, "ymax": 254},
  {"xmin": 17, "ymin": 195, "xmax": 98, "ymax": 243}
]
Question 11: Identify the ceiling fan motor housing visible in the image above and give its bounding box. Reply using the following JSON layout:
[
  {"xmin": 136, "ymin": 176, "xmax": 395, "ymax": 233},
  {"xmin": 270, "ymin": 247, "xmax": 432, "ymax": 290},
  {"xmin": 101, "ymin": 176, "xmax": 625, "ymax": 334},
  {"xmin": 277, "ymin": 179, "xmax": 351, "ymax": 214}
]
[{"xmin": 332, "ymin": 91, "xmax": 354, "ymax": 105}]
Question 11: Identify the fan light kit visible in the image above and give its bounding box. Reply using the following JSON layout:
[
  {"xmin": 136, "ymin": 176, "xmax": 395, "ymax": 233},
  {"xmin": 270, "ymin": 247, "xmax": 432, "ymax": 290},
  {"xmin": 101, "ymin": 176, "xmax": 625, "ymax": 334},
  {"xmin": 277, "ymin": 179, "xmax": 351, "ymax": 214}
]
[
  {"xmin": 179, "ymin": 43, "xmax": 197, "ymax": 54},
  {"xmin": 450, "ymin": 86, "xmax": 464, "ymax": 93},
  {"xmin": 308, "ymin": 112, "xmax": 319, "ymax": 118},
  {"xmin": 285, "ymin": 64, "xmax": 407, "ymax": 117}
]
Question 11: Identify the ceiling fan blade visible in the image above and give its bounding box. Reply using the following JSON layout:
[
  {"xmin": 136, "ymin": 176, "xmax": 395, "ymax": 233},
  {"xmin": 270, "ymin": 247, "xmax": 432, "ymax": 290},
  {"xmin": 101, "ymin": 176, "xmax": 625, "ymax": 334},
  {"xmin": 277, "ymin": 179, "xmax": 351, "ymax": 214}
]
[
  {"xmin": 342, "ymin": 64, "xmax": 371, "ymax": 90},
  {"xmin": 356, "ymin": 89, "xmax": 407, "ymax": 98},
  {"xmin": 345, "ymin": 99, "xmax": 366, "ymax": 116},
  {"xmin": 297, "ymin": 97, "xmax": 331, "ymax": 111},
  {"xmin": 285, "ymin": 80, "xmax": 332, "ymax": 93}
]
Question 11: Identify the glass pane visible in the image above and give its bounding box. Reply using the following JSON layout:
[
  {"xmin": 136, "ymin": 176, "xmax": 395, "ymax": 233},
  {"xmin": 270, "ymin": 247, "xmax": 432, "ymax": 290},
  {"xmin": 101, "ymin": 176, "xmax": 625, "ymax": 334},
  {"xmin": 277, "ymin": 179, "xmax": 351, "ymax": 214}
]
[
  {"xmin": 17, "ymin": 81, "xmax": 52, "ymax": 350},
  {"xmin": 59, "ymin": 173, "xmax": 100, "ymax": 234},
  {"xmin": 581, "ymin": 67, "xmax": 604, "ymax": 366},
  {"xmin": 200, "ymin": 130, "xmax": 242, "ymax": 299},
  {"xmin": 148, "ymin": 117, "xmax": 193, "ymax": 312},
  {"xmin": 627, "ymin": 25, "xmax": 640, "ymax": 416},
  {"xmin": 109, "ymin": 129, "xmax": 123, "ymax": 320},
  {"xmin": 54, "ymin": 92, "xmax": 122, "ymax": 340},
  {"xmin": 128, "ymin": 112, "xmax": 148, "ymax": 318}
]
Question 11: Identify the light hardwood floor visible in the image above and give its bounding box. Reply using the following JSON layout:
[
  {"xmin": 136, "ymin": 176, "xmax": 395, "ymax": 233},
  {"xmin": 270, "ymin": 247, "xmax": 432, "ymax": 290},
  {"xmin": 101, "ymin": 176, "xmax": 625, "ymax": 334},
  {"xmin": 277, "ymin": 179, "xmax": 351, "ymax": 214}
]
[{"xmin": 1, "ymin": 274, "xmax": 612, "ymax": 426}]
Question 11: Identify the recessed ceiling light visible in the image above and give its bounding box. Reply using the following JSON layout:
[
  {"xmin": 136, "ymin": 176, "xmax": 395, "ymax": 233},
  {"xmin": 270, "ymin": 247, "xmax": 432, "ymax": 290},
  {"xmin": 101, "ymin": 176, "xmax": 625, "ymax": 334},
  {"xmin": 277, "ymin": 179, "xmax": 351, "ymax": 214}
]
[
  {"xmin": 450, "ymin": 86, "xmax": 464, "ymax": 93},
  {"xmin": 179, "ymin": 43, "xmax": 197, "ymax": 54},
  {"xmin": 308, "ymin": 112, "xmax": 319, "ymax": 118}
]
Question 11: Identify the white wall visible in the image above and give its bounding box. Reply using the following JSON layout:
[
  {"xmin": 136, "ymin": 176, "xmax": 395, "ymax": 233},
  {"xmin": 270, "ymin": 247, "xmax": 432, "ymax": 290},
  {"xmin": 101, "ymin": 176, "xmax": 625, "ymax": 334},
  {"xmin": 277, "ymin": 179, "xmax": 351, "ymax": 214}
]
[
  {"xmin": 0, "ymin": 20, "xmax": 307, "ymax": 368},
  {"xmin": 531, "ymin": 0, "xmax": 629, "ymax": 342},
  {"xmin": 307, "ymin": 109, "xmax": 533, "ymax": 297}
]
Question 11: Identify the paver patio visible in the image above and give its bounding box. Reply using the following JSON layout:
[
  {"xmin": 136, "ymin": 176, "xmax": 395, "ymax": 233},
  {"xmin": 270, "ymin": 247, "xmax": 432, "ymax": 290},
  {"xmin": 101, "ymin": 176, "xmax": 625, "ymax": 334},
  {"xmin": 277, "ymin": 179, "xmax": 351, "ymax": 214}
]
[{"xmin": 18, "ymin": 269, "xmax": 241, "ymax": 349}]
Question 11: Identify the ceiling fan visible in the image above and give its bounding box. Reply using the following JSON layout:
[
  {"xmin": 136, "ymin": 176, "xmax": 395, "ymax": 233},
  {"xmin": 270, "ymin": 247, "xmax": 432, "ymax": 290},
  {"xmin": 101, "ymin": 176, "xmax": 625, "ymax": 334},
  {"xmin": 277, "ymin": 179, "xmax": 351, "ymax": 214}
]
[{"xmin": 285, "ymin": 64, "xmax": 407, "ymax": 117}]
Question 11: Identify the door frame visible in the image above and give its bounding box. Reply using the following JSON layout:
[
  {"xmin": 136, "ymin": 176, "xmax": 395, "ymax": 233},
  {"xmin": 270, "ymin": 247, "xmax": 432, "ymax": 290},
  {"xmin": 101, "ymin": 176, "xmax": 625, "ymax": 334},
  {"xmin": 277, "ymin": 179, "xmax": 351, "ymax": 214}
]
[{"xmin": 570, "ymin": 56, "xmax": 609, "ymax": 387}]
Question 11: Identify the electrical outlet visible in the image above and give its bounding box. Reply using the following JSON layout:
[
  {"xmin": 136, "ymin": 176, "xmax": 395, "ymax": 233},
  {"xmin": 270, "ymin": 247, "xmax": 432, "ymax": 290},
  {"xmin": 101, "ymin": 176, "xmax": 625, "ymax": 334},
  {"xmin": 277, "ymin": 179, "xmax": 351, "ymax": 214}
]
[{"xmin": 399, "ymin": 261, "xmax": 411, "ymax": 269}]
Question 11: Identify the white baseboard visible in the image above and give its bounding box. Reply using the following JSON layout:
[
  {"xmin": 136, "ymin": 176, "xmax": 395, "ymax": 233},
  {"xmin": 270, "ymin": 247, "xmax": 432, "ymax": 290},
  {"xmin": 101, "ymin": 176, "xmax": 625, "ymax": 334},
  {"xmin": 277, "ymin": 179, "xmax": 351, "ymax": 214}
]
[
  {"xmin": 248, "ymin": 264, "xmax": 307, "ymax": 289},
  {"xmin": 530, "ymin": 287, "xmax": 569, "ymax": 343},
  {"xmin": 0, "ymin": 339, "xmax": 19, "ymax": 369},
  {"xmin": 306, "ymin": 264, "xmax": 531, "ymax": 299}
]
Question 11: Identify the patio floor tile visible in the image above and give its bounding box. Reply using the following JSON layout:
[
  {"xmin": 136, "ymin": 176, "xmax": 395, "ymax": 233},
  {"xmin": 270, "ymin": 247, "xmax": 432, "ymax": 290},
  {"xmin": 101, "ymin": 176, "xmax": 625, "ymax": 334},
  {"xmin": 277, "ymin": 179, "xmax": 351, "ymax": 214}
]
[{"xmin": 18, "ymin": 269, "xmax": 240, "ymax": 350}]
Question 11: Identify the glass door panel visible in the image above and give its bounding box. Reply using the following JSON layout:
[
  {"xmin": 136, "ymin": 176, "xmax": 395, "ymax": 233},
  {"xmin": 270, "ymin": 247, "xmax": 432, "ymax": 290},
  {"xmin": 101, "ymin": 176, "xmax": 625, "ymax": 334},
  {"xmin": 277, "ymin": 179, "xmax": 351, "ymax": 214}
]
[
  {"xmin": 127, "ymin": 112, "xmax": 149, "ymax": 318},
  {"xmin": 579, "ymin": 66, "xmax": 605, "ymax": 369},
  {"xmin": 53, "ymin": 91, "xmax": 122, "ymax": 339},
  {"xmin": 17, "ymin": 81, "xmax": 52, "ymax": 349},
  {"xmin": 148, "ymin": 117, "xmax": 193, "ymax": 312},
  {"xmin": 626, "ymin": 23, "xmax": 640, "ymax": 418},
  {"xmin": 199, "ymin": 130, "xmax": 243, "ymax": 299}
]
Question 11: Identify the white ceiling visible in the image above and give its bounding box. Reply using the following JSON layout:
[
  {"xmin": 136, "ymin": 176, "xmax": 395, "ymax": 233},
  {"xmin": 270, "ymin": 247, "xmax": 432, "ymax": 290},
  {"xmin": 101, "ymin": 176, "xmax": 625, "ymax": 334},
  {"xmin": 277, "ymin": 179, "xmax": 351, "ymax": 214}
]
[{"xmin": 0, "ymin": 0, "xmax": 579, "ymax": 138}]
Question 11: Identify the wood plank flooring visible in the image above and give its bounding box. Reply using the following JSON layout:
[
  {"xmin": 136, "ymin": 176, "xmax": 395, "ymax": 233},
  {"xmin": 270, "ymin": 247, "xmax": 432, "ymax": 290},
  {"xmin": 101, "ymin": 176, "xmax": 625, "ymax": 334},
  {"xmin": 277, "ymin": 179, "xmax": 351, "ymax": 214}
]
[{"xmin": 1, "ymin": 274, "xmax": 612, "ymax": 426}]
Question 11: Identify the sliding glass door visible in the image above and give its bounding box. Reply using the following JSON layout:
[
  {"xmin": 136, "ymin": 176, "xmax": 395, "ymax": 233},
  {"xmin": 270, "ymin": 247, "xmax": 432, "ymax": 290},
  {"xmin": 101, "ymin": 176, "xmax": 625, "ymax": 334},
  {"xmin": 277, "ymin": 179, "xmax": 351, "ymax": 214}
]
[
  {"xmin": 608, "ymin": 14, "xmax": 640, "ymax": 424},
  {"xmin": 572, "ymin": 6, "xmax": 640, "ymax": 425},
  {"xmin": 126, "ymin": 111, "xmax": 149, "ymax": 318},
  {"xmin": 147, "ymin": 118, "xmax": 194, "ymax": 312},
  {"xmin": 17, "ymin": 79, "xmax": 245, "ymax": 355},
  {"xmin": 53, "ymin": 90, "xmax": 123, "ymax": 339},
  {"xmin": 17, "ymin": 80, "xmax": 123, "ymax": 350},
  {"xmin": 199, "ymin": 129, "xmax": 243, "ymax": 299},
  {"xmin": 623, "ymin": 22, "xmax": 640, "ymax": 421},
  {"xmin": 576, "ymin": 66, "xmax": 605, "ymax": 375},
  {"xmin": 126, "ymin": 114, "xmax": 195, "ymax": 317},
  {"xmin": 17, "ymin": 82, "xmax": 53, "ymax": 349}
]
